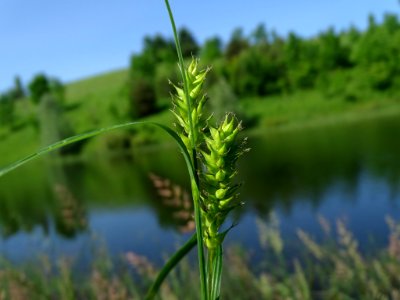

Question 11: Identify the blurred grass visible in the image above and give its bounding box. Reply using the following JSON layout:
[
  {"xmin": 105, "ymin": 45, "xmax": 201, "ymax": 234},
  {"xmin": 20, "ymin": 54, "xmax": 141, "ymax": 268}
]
[
  {"xmin": 1, "ymin": 68, "xmax": 400, "ymax": 167},
  {"xmin": 0, "ymin": 126, "xmax": 39, "ymax": 164},
  {"xmin": 1, "ymin": 215, "xmax": 400, "ymax": 299},
  {"xmin": 65, "ymin": 69, "xmax": 129, "ymax": 132},
  {"xmin": 243, "ymin": 90, "xmax": 400, "ymax": 134}
]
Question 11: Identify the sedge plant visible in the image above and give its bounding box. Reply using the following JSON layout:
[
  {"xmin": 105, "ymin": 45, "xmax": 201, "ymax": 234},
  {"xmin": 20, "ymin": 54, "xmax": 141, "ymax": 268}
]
[{"xmin": 0, "ymin": 1, "xmax": 247, "ymax": 299}]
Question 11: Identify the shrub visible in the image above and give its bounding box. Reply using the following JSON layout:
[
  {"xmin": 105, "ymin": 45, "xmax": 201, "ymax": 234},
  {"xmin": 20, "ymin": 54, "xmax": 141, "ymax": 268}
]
[
  {"xmin": 28, "ymin": 74, "xmax": 50, "ymax": 104},
  {"xmin": 129, "ymin": 77, "xmax": 157, "ymax": 118}
]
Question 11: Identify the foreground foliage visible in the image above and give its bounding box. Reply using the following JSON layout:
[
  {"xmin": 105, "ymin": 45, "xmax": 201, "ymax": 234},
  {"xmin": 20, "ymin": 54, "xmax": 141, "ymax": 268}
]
[{"xmin": 1, "ymin": 216, "xmax": 400, "ymax": 300}]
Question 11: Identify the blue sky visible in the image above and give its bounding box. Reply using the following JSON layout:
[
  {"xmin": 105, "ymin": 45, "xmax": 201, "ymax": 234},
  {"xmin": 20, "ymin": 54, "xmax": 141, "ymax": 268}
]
[{"xmin": 0, "ymin": 0, "xmax": 399, "ymax": 92}]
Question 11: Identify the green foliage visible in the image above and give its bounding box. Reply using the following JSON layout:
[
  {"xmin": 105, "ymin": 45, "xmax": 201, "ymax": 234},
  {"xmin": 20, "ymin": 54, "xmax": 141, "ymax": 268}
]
[
  {"xmin": 129, "ymin": 76, "xmax": 157, "ymax": 118},
  {"xmin": 0, "ymin": 93, "xmax": 15, "ymax": 126},
  {"xmin": 200, "ymin": 37, "xmax": 222, "ymax": 62},
  {"xmin": 351, "ymin": 14, "xmax": 400, "ymax": 91},
  {"xmin": 227, "ymin": 46, "xmax": 285, "ymax": 97},
  {"xmin": 207, "ymin": 77, "xmax": 239, "ymax": 122},
  {"xmin": 123, "ymin": 11, "xmax": 400, "ymax": 124},
  {"xmin": 128, "ymin": 30, "xmax": 198, "ymax": 120},
  {"xmin": 145, "ymin": 35, "xmax": 175, "ymax": 62},
  {"xmin": 49, "ymin": 78, "xmax": 66, "ymax": 103},
  {"xmin": 130, "ymin": 35, "xmax": 175, "ymax": 79},
  {"xmin": 28, "ymin": 74, "xmax": 65, "ymax": 105},
  {"xmin": 13, "ymin": 76, "xmax": 25, "ymax": 99},
  {"xmin": 0, "ymin": 76, "xmax": 27, "ymax": 126},
  {"xmin": 154, "ymin": 62, "xmax": 179, "ymax": 100},
  {"xmin": 179, "ymin": 27, "xmax": 199, "ymax": 57},
  {"xmin": 315, "ymin": 27, "xmax": 350, "ymax": 71},
  {"xmin": 250, "ymin": 23, "xmax": 269, "ymax": 45},
  {"xmin": 225, "ymin": 28, "xmax": 249, "ymax": 60},
  {"xmin": 28, "ymin": 74, "xmax": 50, "ymax": 103},
  {"xmin": 0, "ymin": 216, "xmax": 400, "ymax": 299}
]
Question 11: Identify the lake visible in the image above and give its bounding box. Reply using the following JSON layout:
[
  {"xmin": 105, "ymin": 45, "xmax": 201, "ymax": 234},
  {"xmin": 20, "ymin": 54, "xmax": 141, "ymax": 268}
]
[{"xmin": 0, "ymin": 113, "xmax": 399, "ymax": 268}]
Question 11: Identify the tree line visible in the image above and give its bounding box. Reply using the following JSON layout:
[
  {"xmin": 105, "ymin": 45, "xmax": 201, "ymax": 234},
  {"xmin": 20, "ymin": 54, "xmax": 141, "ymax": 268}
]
[
  {"xmin": 1, "ymin": 13, "xmax": 399, "ymax": 125},
  {"xmin": 0, "ymin": 74, "xmax": 64, "ymax": 126},
  {"xmin": 129, "ymin": 13, "xmax": 400, "ymax": 118}
]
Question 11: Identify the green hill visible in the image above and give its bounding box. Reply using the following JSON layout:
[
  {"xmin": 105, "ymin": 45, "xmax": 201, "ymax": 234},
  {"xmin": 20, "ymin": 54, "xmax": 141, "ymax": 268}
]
[
  {"xmin": 66, "ymin": 69, "xmax": 129, "ymax": 132},
  {"xmin": 0, "ymin": 68, "xmax": 176, "ymax": 166},
  {"xmin": 1, "ymin": 67, "xmax": 400, "ymax": 168},
  {"xmin": 0, "ymin": 69, "xmax": 129, "ymax": 165}
]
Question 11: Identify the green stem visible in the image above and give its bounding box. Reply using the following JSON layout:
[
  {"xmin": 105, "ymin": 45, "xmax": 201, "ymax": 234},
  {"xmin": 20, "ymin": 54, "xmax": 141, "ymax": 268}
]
[
  {"xmin": 164, "ymin": 1, "xmax": 208, "ymax": 299},
  {"xmin": 145, "ymin": 233, "xmax": 197, "ymax": 300},
  {"xmin": 191, "ymin": 178, "xmax": 207, "ymax": 299},
  {"xmin": 207, "ymin": 249, "xmax": 214, "ymax": 298},
  {"xmin": 207, "ymin": 246, "xmax": 223, "ymax": 300},
  {"xmin": 164, "ymin": 0, "xmax": 194, "ymax": 140},
  {"xmin": 164, "ymin": 0, "xmax": 197, "ymax": 167}
]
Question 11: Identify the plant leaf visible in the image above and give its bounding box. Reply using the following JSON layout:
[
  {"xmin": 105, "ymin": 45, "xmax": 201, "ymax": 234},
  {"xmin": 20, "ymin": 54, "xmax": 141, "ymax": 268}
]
[
  {"xmin": 209, "ymin": 245, "xmax": 223, "ymax": 300},
  {"xmin": 145, "ymin": 233, "xmax": 197, "ymax": 300},
  {"xmin": 164, "ymin": 1, "xmax": 208, "ymax": 300},
  {"xmin": 0, "ymin": 121, "xmax": 195, "ymax": 180}
]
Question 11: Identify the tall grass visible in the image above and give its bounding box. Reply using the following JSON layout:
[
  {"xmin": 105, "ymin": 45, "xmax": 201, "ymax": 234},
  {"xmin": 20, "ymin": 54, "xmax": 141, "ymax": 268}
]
[{"xmin": 0, "ymin": 216, "xmax": 400, "ymax": 299}]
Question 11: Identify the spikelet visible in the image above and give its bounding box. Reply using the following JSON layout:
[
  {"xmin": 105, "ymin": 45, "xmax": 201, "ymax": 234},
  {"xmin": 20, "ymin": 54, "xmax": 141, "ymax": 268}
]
[
  {"xmin": 297, "ymin": 229, "xmax": 324, "ymax": 260},
  {"xmin": 200, "ymin": 114, "xmax": 248, "ymax": 249},
  {"xmin": 170, "ymin": 58, "xmax": 248, "ymax": 250},
  {"xmin": 171, "ymin": 58, "xmax": 209, "ymax": 150}
]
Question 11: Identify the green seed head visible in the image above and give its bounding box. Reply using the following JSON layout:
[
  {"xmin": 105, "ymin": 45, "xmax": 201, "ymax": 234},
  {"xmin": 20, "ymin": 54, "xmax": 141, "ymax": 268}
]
[
  {"xmin": 215, "ymin": 188, "xmax": 227, "ymax": 200},
  {"xmin": 200, "ymin": 114, "xmax": 247, "ymax": 249},
  {"xmin": 170, "ymin": 57, "xmax": 247, "ymax": 250},
  {"xmin": 216, "ymin": 170, "xmax": 226, "ymax": 181},
  {"xmin": 171, "ymin": 58, "xmax": 209, "ymax": 149}
]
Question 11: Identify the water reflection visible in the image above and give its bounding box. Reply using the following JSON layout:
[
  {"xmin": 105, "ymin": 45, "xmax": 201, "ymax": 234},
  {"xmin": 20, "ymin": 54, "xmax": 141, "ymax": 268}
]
[
  {"xmin": 149, "ymin": 173, "xmax": 194, "ymax": 233},
  {"xmin": 0, "ymin": 114, "xmax": 399, "ymax": 263},
  {"xmin": 240, "ymin": 115, "xmax": 400, "ymax": 216}
]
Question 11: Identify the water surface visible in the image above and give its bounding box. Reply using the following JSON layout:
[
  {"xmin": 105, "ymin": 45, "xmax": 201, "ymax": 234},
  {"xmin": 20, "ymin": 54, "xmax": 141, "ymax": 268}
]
[{"xmin": 0, "ymin": 114, "xmax": 399, "ymax": 266}]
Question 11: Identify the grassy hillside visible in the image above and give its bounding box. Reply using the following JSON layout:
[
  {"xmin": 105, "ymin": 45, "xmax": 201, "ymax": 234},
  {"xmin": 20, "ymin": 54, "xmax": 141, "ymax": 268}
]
[
  {"xmin": 1, "ymin": 67, "xmax": 400, "ymax": 167},
  {"xmin": 0, "ymin": 69, "xmax": 130, "ymax": 165},
  {"xmin": 243, "ymin": 90, "xmax": 400, "ymax": 135},
  {"xmin": 65, "ymin": 69, "xmax": 129, "ymax": 131}
]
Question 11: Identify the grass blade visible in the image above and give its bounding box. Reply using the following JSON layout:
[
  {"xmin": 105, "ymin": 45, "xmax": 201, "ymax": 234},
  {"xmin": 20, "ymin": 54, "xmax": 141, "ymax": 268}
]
[
  {"xmin": 164, "ymin": 1, "xmax": 208, "ymax": 299},
  {"xmin": 164, "ymin": 0, "xmax": 192, "ymax": 124},
  {"xmin": 145, "ymin": 233, "xmax": 197, "ymax": 300},
  {"xmin": 208, "ymin": 246, "xmax": 223, "ymax": 300},
  {"xmin": 0, "ymin": 121, "xmax": 195, "ymax": 180}
]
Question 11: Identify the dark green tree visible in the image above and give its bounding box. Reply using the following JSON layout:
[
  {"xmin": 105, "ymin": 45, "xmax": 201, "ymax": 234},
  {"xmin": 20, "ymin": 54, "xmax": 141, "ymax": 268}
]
[
  {"xmin": 284, "ymin": 33, "xmax": 318, "ymax": 89},
  {"xmin": 48, "ymin": 78, "xmax": 65, "ymax": 103},
  {"xmin": 130, "ymin": 52, "xmax": 156, "ymax": 79},
  {"xmin": 0, "ymin": 94, "xmax": 15, "ymax": 126},
  {"xmin": 200, "ymin": 37, "xmax": 222, "ymax": 62},
  {"xmin": 28, "ymin": 74, "xmax": 50, "ymax": 104},
  {"xmin": 351, "ymin": 14, "xmax": 400, "ymax": 90},
  {"xmin": 178, "ymin": 27, "xmax": 199, "ymax": 57},
  {"xmin": 130, "ymin": 34, "xmax": 175, "ymax": 79},
  {"xmin": 128, "ymin": 33, "xmax": 177, "ymax": 117},
  {"xmin": 13, "ymin": 76, "xmax": 25, "ymax": 99},
  {"xmin": 129, "ymin": 76, "xmax": 157, "ymax": 118},
  {"xmin": 315, "ymin": 27, "xmax": 350, "ymax": 71},
  {"xmin": 225, "ymin": 28, "xmax": 249, "ymax": 60},
  {"xmin": 251, "ymin": 23, "xmax": 268, "ymax": 45},
  {"xmin": 154, "ymin": 62, "xmax": 179, "ymax": 100},
  {"xmin": 143, "ymin": 34, "xmax": 175, "ymax": 64},
  {"xmin": 227, "ymin": 46, "xmax": 285, "ymax": 97}
]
